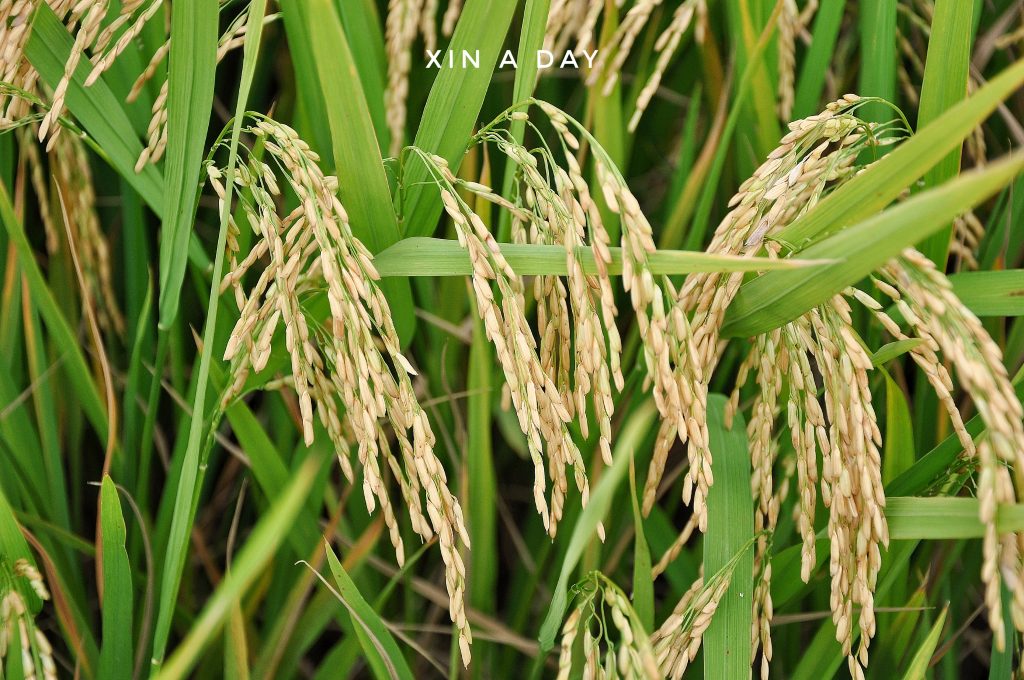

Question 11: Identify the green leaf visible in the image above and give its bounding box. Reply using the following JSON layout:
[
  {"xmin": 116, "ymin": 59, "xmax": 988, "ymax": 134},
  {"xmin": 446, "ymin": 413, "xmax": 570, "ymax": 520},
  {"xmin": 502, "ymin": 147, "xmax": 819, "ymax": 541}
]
[
  {"xmin": 98, "ymin": 477, "xmax": 133, "ymax": 680},
  {"xmin": 871, "ymin": 339, "xmax": 925, "ymax": 366},
  {"xmin": 723, "ymin": 151, "xmax": 1024, "ymax": 337},
  {"xmin": 886, "ymin": 497, "xmax": 1024, "ymax": 539},
  {"xmin": 703, "ymin": 394, "xmax": 754, "ymax": 680},
  {"xmin": 538, "ymin": 400, "xmax": 658, "ymax": 650},
  {"xmin": 0, "ymin": 184, "xmax": 107, "ymax": 440},
  {"xmin": 323, "ymin": 545, "xmax": 415, "ymax": 680},
  {"xmin": 157, "ymin": 0, "xmax": 218, "ymax": 329},
  {"xmin": 948, "ymin": 270, "xmax": 1024, "ymax": 316},
  {"xmin": 150, "ymin": 2, "xmax": 264, "ymax": 669},
  {"xmin": 629, "ymin": 460, "xmax": 654, "ymax": 632},
  {"xmin": 858, "ymin": 0, "xmax": 898, "ymax": 125},
  {"xmin": 155, "ymin": 455, "xmax": 321, "ymax": 680},
  {"xmin": 792, "ymin": 0, "xmax": 847, "ymax": 118},
  {"xmin": 901, "ymin": 606, "xmax": 946, "ymax": 679},
  {"xmin": 916, "ymin": 0, "xmax": 976, "ymax": 265},
  {"xmin": 373, "ymin": 237, "xmax": 828, "ymax": 277},
  {"xmin": 467, "ymin": 314, "xmax": 497, "ymax": 612},
  {"xmin": 882, "ymin": 372, "xmax": 915, "ymax": 484},
  {"xmin": 401, "ymin": 0, "xmax": 520, "ymax": 238},
  {"xmin": 304, "ymin": 0, "xmax": 415, "ymax": 343}
]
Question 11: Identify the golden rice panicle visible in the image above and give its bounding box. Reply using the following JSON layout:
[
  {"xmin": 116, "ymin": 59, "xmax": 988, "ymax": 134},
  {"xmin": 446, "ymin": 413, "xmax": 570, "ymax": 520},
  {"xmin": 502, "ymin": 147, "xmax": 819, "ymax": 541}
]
[
  {"xmin": 385, "ymin": 0, "xmax": 426, "ymax": 158},
  {"xmin": 18, "ymin": 124, "xmax": 124, "ymax": 335},
  {"xmin": 866, "ymin": 249, "xmax": 1024, "ymax": 649},
  {"xmin": 544, "ymin": 0, "xmax": 603, "ymax": 55},
  {"xmin": 417, "ymin": 148, "xmax": 585, "ymax": 537},
  {"xmin": 652, "ymin": 558, "xmax": 737, "ymax": 679},
  {"xmin": 213, "ymin": 116, "xmax": 472, "ymax": 663},
  {"xmin": 587, "ymin": 0, "xmax": 664, "ymax": 94},
  {"xmin": 556, "ymin": 573, "xmax": 659, "ymax": 680},
  {"xmin": 809, "ymin": 298, "xmax": 887, "ymax": 679},
  {"xmin": 1, "ymin": 558, "xmax": 57, "ymax": 680},
  {"xmin": 628, "ymin": 0, "xmax": 701, "ymax": 131},
  {"xmin": 478, "ymin": 105, "xmax": 622, "ymax": 467}
]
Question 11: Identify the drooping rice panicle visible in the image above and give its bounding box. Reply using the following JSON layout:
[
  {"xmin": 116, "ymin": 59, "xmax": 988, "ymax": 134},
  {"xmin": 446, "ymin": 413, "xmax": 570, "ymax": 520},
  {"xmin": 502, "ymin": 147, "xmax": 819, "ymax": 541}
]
[
  {"xmin": 857, "ymin": 248, "xmax": 1024, "ymax": 651},
  {"xmin": 412, "ymin": 147, "xmax": 587, "ymax": 537},
  {"xmin": 214, "ymin": 116, "xmax": 473, "ymax": 664},
  {"xmin": 555, "ymin": 572, "xmax": 660, "ymax": 680}
]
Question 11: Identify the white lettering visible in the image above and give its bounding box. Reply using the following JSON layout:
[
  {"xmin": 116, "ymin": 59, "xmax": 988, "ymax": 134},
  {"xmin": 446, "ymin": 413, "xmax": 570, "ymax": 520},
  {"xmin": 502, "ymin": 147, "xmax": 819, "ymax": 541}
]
[
  {"xmin": 580, "ymin": 50, "xmax": 598, "ymax": 68},
  {"xmin": 426, "ymin": 50, "xmax": 443, "ymax": 68},
  {"xmin": 462, "ymin": 50, "xmax": 480, "ymax": 69},
  {"xmin": 559, "ymin": 51, "xmax": 579, "ymax": 69},
  {"xmin": 537, "ymin": 50, "xmax": 554, "ymax": 69},
  {"xmin": 499, "ymin": 49, "xmax": 518, "ymax": 69}
]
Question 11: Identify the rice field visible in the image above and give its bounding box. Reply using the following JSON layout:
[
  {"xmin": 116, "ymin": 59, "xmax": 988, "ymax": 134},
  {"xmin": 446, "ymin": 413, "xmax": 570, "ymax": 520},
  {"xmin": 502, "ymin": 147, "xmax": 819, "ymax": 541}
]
[{"xmin": 1, "ymin": 0, "xmax": 1024, "ymax": 678}]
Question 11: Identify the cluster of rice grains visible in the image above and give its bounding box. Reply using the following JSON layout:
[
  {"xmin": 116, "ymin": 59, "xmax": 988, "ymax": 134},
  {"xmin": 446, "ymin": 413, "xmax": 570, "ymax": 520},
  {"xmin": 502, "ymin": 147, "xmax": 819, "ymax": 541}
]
[
  {"xmin": 555, "ymin": 573, "xmax": 660, "ymax": 680},
  {"xmin": 0, "ymin": 0, "xmax": 260, "ymax": 168},
  {"xmin": 0, "ymin": 558, "xmax": 56, "ymax": 680},
  {"xmin": 679, "ymin": 95, "xmax": 1024, "ymax": 679},
  {"xmin": 210, "ymin": 117, "xmax": 473, "ymax": 662}
]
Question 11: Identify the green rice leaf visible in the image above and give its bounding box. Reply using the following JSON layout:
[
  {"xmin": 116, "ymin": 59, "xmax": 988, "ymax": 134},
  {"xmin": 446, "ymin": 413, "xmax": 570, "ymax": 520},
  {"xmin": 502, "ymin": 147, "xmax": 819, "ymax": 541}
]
[
  {"xmin": 401, "ymin": 0, "xmax": 519, "ymax": 238},
  {"xmin": 98, "ymin": 477, "xmax": 133, "ymax": 680},
  {"xmin": 304, "ymin": 0, "xmax": 415, "ymax": 343},
  {"xmin": 916, "ymin": 0, "xmax": 976, "ymax": 265},
  {"xmin": 629, "ymin": 460, "xmax": 654, "ymax": 632},
  {"xmin": 155, "ymin": 455, "xmax": 321, "ymax": 680},
  {"xmin": 901, "ymin": 606, "xmax": 946, "ymax": 679},
  {"xmin": 774, "ymin": 57, "xmax": 1024, "ymax": 249},
  {"xmin": 157, "ymin": 0, "xmax": 218, "ymax": 329},
  {"xmin": 948, "ymin": 270, "xmax": 1024, "ymax": 316},
  {"xmin": 0, "ymin": 184, "xmax": 107, "ymax": 439},
  {"xmin": 323, "ymin": 545, "xmax": 415, "ymax": 680},
  {"xmin": 373, "ymin": 237, "xmax": 829, "ymax": 277},
  {"xmin": 26, "ymin": 5, "xmax": 164, "ymax": 212},
  {"xmin": 703, "ymin": 394, "xmax": 753, "ymax": 680}
]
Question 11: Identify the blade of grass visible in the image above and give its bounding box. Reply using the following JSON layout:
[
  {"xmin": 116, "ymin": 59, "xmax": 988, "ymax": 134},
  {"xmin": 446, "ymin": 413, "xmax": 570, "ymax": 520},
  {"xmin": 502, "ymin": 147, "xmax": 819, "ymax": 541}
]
[
  {"xmin": 901, "ymin": 606, "xmax": 946, "ymax": 679},
  {"xmin": 947, "ymin": 270, "xmax": 1024, "ymax": 316},
  {"xmin": 401, "ymin": 0, "xmax": 520, "ymax": 237},
  {"xmin": 0, "ymin": 184, "xmax": 107, "ymax": 439},
  {"xmin": 628, "ymin": 460, "xmax": 654, "ymax": 632},
  {"xmin": 373, "ymin": 237, "xmax": 829, "ymax": 277},
  {"xmin": 882, "ymin": 372, "xmax": 915, "ymax": 484},
  {"xmin": 154, "ymin": 454, "xmax": 321, "ymax": 680},
  {"xmin": 886, "ymin": 497, "xmax": 1024, "ymax": 539},
  {"xmin": 98, "ymin": 476, "xmax": 133, "ymax": 680},
  {"xmin": 156, "ymin": 0, "xmax": 218, "ymax": 330},
  {"xmin": 916, "ymin": 0, "xmax": 976, "ymax": 266},
  {"xmin": 304, "ymin": 0, "xmax": 415, "ymax": 343},
  {"xmin": 723, "ymin": 151, "xmax": 1024, "ymax": 337},
  {"xmin": 336, "ymin": 0, "xmax": 390, "ymax": 151},
  {"xmin": 703, "ymin": 393, "xmax": 754, "ymax": 680},
  {"xmin": 322, "ymin": 545, "xmax": 415, "ymax": 680},
  {"xmin": 149, "ymin": 3, "xmax": 265, "ymax": 669},
  {"xmin": 858, "ymin": 0, "xmax": 898, "ymax": 125},
  {"xmin": 538, "ymin": 400, "xmax": 658, "ymax": 650}
]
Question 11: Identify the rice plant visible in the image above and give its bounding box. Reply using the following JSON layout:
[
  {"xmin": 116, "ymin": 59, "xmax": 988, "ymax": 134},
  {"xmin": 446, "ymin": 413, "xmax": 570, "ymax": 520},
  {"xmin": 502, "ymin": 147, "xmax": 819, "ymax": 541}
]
[{"xmin": 2, "ymin": 0, "xmax": 1024, "ymax": 678}]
